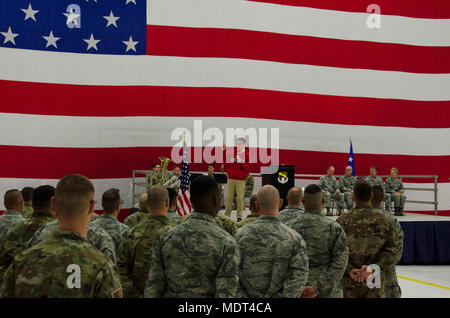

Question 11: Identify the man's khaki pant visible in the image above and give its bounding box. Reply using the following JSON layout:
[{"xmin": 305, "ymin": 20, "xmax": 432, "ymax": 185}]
[{"xmin": 225, "ymin": 179, "xmax": 245, "ymax": 219}]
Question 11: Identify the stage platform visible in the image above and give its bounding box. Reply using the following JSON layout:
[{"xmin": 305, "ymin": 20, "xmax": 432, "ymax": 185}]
[{"xmin": 224, "ymin": 209, "xmax": 450, "ymax": 266}]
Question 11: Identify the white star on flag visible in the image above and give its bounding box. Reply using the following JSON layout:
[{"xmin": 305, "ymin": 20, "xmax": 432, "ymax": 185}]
[
  {"xmin": 63, "ymin": 9, "xmax": 80, "ymax": 26},
  {"xmin": 123, "ymin": 35, "xmax": 139, "ymax": 52},
  {"xmin": 1, "ymin": 27, "xmax": 19, "ymax": 45},
  {"xmin": 43, "ymin": 31, "xmax": 60, "ymax": 48},
  {"xmin": 349, "ymin": 157, "xmax": 353, "ymax": 162},
  {"xmin": 83, "ymin": 34, "xmax": 100, "ymax": 51},
  {"xmin": 21, "ymin": 4, "xmax": 39, "ymax": 22},
  {"xmin": 103, "ymin": 11, "xmax": 120, "ymax": 28},
  {"xmin": 126, "ymin": 0, "xmax": 137, "ymax": 5}
]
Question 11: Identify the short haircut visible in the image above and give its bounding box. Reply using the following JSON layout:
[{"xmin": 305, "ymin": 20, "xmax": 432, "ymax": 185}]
[
  {"xmin": 354, "ymin": 181, "xmax": 372, "ymax": 202},
  {"xmin": 21, "ymin": 187, "xmax": 34, "ymax": 202},
  {"xmin": 371, "ymin": 185, "xmax": 384, "ymax": 206},
  {"xmin": 208, "ymin": 164, "xmax": 215, "ymax": 168},
  {"xmin": 167, "ymin": 187, "xmax": 178, "ymax": 206},
  {"xmin": 151, "ymin": 163, "xmax": 158, "ymax": 169},
  {"xmin": 139, "ymin": 194, "xmax": 149, "ymax": 212},
  {"xmin": 147, "ymin": 185, "xmax": 169, "ymax": 210},
  {"xmin": 303, "ymin": 184, "xmax": 323, "ymax": 207},
  {"xmin": 249, "ymin": 194, "xmax": 258, "ymax": 213},
  {"xmin": 32, "ymin": 185, "xmax": 55, "ymax": 210},
  {"xmin": 237, "ymin": 137, "xmax": 246, "ymax": 144},
  {"xmin": 391, "ymin": 167, "xmax": 398, "ymax": 174},
  {"xmin": 4, "ymin": 189, "xmax": 22, "ymax": 210},
  {"xmin": 287, "ymin": 187, "xmax": 303, "ymax": 205},
  {"xmin": 190, "ymin": 175, "xmax": 219, "ymax": 203},
  {"xmin": 55, "ymin": 174, "xmax": 95, "ymax": 218},
  {"xmin": 172, "ymin": 166, "xmax": 180, "ymax": 170},
  {"xmin": 370, "ymin": 166, "xmax": 378, "ymax": 171},
  {"xmin": 257, "ymin": 185, "xmax": 280, "ymax": 212},
  {"xmin": 327, "ymin": 166, "xmax": 334, "ymax": 170},
  {"xmin": 102, "ymin": 188, "xmax": 121, "ymax": 213}
]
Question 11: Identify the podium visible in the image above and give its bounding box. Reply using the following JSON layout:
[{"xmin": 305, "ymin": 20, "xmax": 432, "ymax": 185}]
[{"xmin": 262, "ymin": 165, "xmax": 295, "ymax": 210}]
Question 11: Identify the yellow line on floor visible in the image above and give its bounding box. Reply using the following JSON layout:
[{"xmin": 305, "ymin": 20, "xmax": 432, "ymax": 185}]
[{"xmin": 397, "ymin": 275, "xmax": 450, "ymax": 291}]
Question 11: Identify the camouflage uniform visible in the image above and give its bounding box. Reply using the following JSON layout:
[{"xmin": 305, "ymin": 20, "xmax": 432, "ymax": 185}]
[
  {"xmin": 373, "ymin": 205, "xmax": 403, "ymax": 298},
  {"xmin": 279, "ymin": 205, "xmax": 305, "ymax": 224},
  {"xmin": 385, "ymin": 177, "xmax": 406, "ymax": 211},
  {"xmin": 181, "ymin": 212, "xmax": 237, "ymax": 236},
  {"xmin": 144, "ymin": 212, "xmax": 240, "ymax": 298},
  {"xmin": 167, "ymin": 208, "xmax": 182, "ymax": 224},
  {"xmin": 236, "ymin": 214, "xmax": 259, "ymax": 229},
  {"xmin": 0, "ymin": 230, "xmax": 122, "ymax": 298},
  {"xmin": 0, "ymin": 211, "xmax": 55, "ymax": 284},
  {"xmin": 235, "ymin": 215, "xmax": 309, "ymax": 298},
  {"xmin": 338, "ymin": 175, "xmax": 357, "ymax": 210},
  {"xmin": 117, "ymin": 215, "xmax": 176, "ymax": 298},
  {"xmin": 365, "ymin": 176, "xmax": 391, "ymax": 211},
  {"xmin": 91, "ymin": 212, "xmax": 101, "ymax": 222},
  {"xmin": 245, "ymin": 175, "xmax": 254, "ymax": 198},
  {"xmin": 123, "ymin": 210, "xmax": 149, "ymax": 228},
  {"xmin": 92, "ymin": 214, "xmax": 129, "ymax": 252},
  {"xmin": 318, "ymin": 175, "xmax": 345, "ymax": 211},
  {"xmin": 285, "ymin": 209, "xmax": 349, "ymax": 298},
  {"xmin": 0, "ymin": 210, "xmax": 24, "ymax": 243},
  {"xmin": 27, "ymin": 219, "xmax": 116, "ymax": 264},
  {"xmin": 21, "ymin": 204, "xmax": 34, "ymax": 219},
  {"xmin": 151, "ymin": 173, "xmax": 165, "ymax": 186},
  {"xmin": 336, "ymin": 207, "xmax": 401, "ymax": 298}
]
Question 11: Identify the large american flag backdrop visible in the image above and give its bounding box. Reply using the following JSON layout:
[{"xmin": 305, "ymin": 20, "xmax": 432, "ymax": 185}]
[{"xmin": 0, "ymin": 0, "xmax": 449, "ymax": 216}]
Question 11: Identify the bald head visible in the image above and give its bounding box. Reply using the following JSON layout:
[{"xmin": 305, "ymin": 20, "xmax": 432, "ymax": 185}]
[
  {"xmin": 302, "ymin": 184, "xmax": 325, "ymax": 210},
  {"xmin": 147, "ymin": 185, "xmax": 169, "ymax": 214},
  {"xmin": 139, "ymin": 193, "xmax": 149, "ymax": 213},
  {"xmin": 286, "ymin": 187, "xmax": 303, "ymax": 206},
  {"xmin": 345, "ymin": 166, "xmax": 353, "ymax": 176},
  {"xmin": 4, "ymin": 189, "xmax": 24, "ymax": 211},
  {"xmin": 256, "ymin": 185, "xmax": 282, "ymax": 216}
]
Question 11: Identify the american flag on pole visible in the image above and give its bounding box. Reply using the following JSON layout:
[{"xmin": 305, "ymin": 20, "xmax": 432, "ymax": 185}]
[
  {"xmin": 176, "ymin": 140, "xmax": 191, "ymax": 216},
  {"xmin": 0, "ymin": 0, "xmax": 449, "ymax": 216}
]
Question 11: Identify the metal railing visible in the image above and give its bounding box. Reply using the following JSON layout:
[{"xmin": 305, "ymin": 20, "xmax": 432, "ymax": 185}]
[
  {"xmin": 249, "ymin": 173, "xmax": 439, "ymax": 216},
  {"xmin": 133, "ymin": 170, "xmax": 439, "ymax": 215}
]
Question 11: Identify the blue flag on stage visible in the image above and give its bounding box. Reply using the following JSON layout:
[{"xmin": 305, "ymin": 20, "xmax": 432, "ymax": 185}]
[{"xmin": 348, "ymin": 139, "xmax": 355, "ymax": 176}]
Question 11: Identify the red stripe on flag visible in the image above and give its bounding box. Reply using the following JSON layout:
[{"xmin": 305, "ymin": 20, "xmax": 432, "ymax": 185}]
[
  {"xmin": 2, "ymin": 81, "xmax": 449, "ymax": 128},
  {"xmin": 146, "ymin": 25, "xmax": 450, "ymax": 74},
  {"xmin": 0, "ymin": 145, "xmax": 448, "ymax": 182},
  {"xmin": 247, "ymin": 0, "xmax": 450, "ymax": 19}
]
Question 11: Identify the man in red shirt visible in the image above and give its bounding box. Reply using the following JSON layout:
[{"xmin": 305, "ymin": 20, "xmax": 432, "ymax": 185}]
[{"xmin": 222, "ymin": 138, "xmax": 251, "ymax": 222}]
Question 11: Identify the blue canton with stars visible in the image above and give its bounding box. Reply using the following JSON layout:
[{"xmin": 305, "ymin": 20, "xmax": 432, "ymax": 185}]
[{"xmin": 0, "ymin": 0, "xmax": 146, "ymax": 54}]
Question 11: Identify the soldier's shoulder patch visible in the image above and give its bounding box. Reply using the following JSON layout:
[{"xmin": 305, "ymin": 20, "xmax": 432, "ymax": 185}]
[{"xmin": 111, "ymin": 287, "xmax": 123, "ymax": 298}]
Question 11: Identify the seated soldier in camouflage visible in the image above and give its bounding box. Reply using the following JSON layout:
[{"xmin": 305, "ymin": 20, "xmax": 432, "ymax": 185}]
[
  {"xmin": 0, "ymin": 185, "xmax": 56, "ymax": 285},
  {"xmin": 338, "ymin": 166, "xmax": 356, "ymax": 211},
  {"xmin": 124, "ymin": 194, "xmax": 150, "ymax": 228},
  {"xmin": 145, "ymin": 176, "xmax": 240, "ymax": 298},
  {"xmin": 0, "ymin": 174, "xmax": 122, "ymax": 298},
  {"xmin": 285, "ymin": 184, "xmax": 348, "ymax": 298},
  {"xmin": 365, "ymin": 166, "xmax": 391, "ymax": 212},
  {"xmin": 21, "ymin": 187, "xmax": 34, "ymax": 219},
  {"xmin": 237, "ymin": 195, "xmax": 259, "ymax": 229},
  {"xmin": 92, "ymin": 189, "xmax": 129, "ymax": 252},
  {"xmin": 371, "ymin": 186, "xmax": 403, "ymax": 298},
  {"xmin": 319, "ymin": 166, "xmax": 345, "ymax": 216},
  {"xmin": 151, "ymin": 163, "xmax": 164, "ymax": 185},
  {"xmin": 235, "ymin": 185, "xmax": 309, "ymax": 298},
  {"xmin": 117, "ymin": 185, "xmax": 176, "ymax": 298},
  {"xmin": 385, "ymin": 167, "xmax": 406, "ymax": 216},
  {"xmin": 279, "ymin": 187, "xmax": 305, "ymax": 224},
  {"xmin": 0, "ymin": 190, "xmax": 24, "ymax": 243},
  {"xmin": 167, "ymin": 188, "xmax": 182, "ymax": 224}
]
